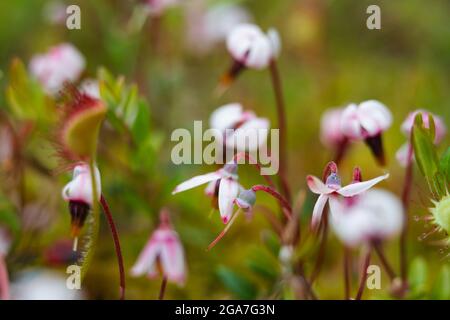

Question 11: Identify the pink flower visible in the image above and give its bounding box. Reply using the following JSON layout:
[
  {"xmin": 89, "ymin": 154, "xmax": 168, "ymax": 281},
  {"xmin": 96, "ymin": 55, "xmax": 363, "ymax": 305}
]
[
  {"xmin": 145, "ymin": 0, "xmax": 179, "ymax": 16},
  {"xmin": 226, "ymin": 23, "xmax": 280, "ymax": 70},
  {"xmin": 210, "ymin": 103, "xmax": 270, "ymax": 152},
  {"xmin": 329, "ymin": 189, "xmax": 403, "ymax": 247},
  {"xmin": 29, "ymin": 43, "xmax": 85, "ymax": 94},
  {"xmin": 61, "ymin": 163, "xmax": 101, "ymax": 236},
  {"xmin": 320, "ymin": 107, "xmax": 346, "ymax": 147},
  {"xmin": 131, "ymin": 210, "xmax": 186, "ymax": 285},
  {"xmin": 396, "ymin": 110, "xmax": 447, "ymax": 167},
  {"xmin": 186, "ymin": 2, "xmax": 252, "ymax": 54},
  {"xmin": 340, "ymin": 100, "xmax": 392, "ymax": 165},
  {"xmin": 79, "ymin": 79, "xmax": 100, "ymax": 100},
  {"xmin": 172, "ymin": 163, "xmax": 240, "ymax": 224},
  {"xmin": 306, "ymin": 163, "xmax": 389, "ymax": 230}
]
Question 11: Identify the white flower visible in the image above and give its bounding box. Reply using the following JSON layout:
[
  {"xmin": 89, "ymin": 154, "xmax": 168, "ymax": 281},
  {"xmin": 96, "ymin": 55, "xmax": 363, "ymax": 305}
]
[
  {"xmin": 62, "ymin": 164, "xmax": 101, "ymax": 207},
  {"xmin": 320, "ymin": 107, "xmax": 346, "ymax": 147},
  {"xmin": 29, "ymin": 43, "xmax": 85, "ymax": 94},
  {"xmin": 306, "ymin": 169, "xmax": 389, "ymax": 230},
  {"xmin": 209, "ymin": 103, "xmax": 270, "ymax": 152},
  {"xmin": 79, "ymin": 79, "xmax": 100, "ymax": 100},
  {"xmin": 340, "ymin": 100, "xmax": 392, "ymax": 140},
  {"xmin": 172, "ymin": 163, "xmax": 240, "ymax": 223},
  {"xmin": 226, "ymin": 23, "xmax": 280, "ymax": 69},
  {"xmin": 329, "ymin": 189, "xmax": 403, "ymax": 247}
]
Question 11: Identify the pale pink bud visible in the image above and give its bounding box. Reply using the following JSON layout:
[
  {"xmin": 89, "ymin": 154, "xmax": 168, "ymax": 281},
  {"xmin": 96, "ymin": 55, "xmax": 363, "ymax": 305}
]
[
  {"xmin": 62, "ymin": 164, "xmax": 101, "ymax": 207},
  {"xmin": 320, "ymin": 108, "xmax": 346, "ymax": 147},
  {"xmin": 29, "ymin": 43, "xmax": 85, "ymax": 94},
  {"xmin": 400, "ymin": 109, "xmax": 447, "ymax": 144}
]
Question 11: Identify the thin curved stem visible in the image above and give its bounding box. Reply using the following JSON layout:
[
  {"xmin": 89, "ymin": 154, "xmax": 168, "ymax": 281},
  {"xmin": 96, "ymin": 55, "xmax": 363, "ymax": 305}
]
[
  {"xmin": 234, "ymin": 152, "xmax": 276, "ymax": 188},
  {"xmin": 207, "ymin": 209, "xmax": 241, "ymax": 251},
  {"xmin": 355, "ymin": 247, "xmax": 371, "ymax": 300},
  {"xmin": 158, "ymin": 276, "xmax": 168, "ymax": 300},
  {"xmin": 0, "ymin": 255, "xmax": 10, "ymax": 300},
  {"xmin": 373, "ymin": 242, "xmax": 396, "ymax": 281},
  {"xmin": 269, "ymin": 60, "xmax": 291, "ymax": 203},
  {"xmin": 251, "ymin": 185, "xmax": 292, "ymax": 219},
  {"xmin": 100, "ymin": 195, "xmax": 126, "ymax": 300}
]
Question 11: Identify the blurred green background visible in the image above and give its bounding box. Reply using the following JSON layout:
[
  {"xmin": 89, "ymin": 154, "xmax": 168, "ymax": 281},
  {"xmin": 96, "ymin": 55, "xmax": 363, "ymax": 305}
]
[{"xmin": 0, "ymin": 0, "xmax": 449, "ymax": 299}]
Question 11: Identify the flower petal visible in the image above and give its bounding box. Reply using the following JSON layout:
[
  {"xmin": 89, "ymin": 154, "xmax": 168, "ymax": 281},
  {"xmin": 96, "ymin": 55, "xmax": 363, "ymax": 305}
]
[
  {"xmin": 306, "ymin": 175, "xmax": 334, "ymax": 194},
  {"xmin": 337, "ymin": 173, "xmax": 389, "ymax": 197},
  {"xmin": 218, "ymin": 178, "xmax": 239, "ymax": 224},
  {"xmin": 159, "ymin": 231, "xmax": 186, "ymax": 285},
  {"xmin": 209, "ymin": 103, "xmax": 244, "ymax": 131},
  {"xmin": 172, "ymin": 171, "xmax": 222, "ymax": 194},
  {"xmin": 311, "ymin": 194, "xmax": 329, "ymax": 230},
  {"xmin": 130, "ymin": 236, "xmax": 160, "ymax": 277}
]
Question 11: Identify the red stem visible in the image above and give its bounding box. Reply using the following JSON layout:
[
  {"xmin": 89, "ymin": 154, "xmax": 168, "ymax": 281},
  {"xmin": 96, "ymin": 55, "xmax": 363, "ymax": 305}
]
[
  {"xmin": 251, "ymin": 185, "xmax": 292, "ymax": 219},
  {"xmin": 158, "ymin": 276, "xmax": 168, "ymax": 300},
  {"xmin": 373, "ymin": 242, "xmax": 396, "ymax": 281},
  {"xmin": 269, "ymin": 60, "xmax": 291, "ymax": 203},
  {"xmin": 0, "ymin": 255, "xmax": 9, "ymax": 300},
  {"xmin": 100, "ymin": 195, "xmax": 126, "ymax": 300},
  {"xmin": 400, "ymin": 145, "xmax": 413, "ymax": 286},
  {"xmin": 355, "ymin": 248, "xmax": 371, "ymax": 300}
]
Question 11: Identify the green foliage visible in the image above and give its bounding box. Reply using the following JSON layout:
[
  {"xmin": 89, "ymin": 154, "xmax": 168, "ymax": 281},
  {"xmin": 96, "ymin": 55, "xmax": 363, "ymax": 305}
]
[
  {"xmin": 216, "ymin": 265, "xmax": 258, "ymax": 299},
  {"xmin": 430, "ymin": 265, "xmax": 450, "ymax": 300},
  {"xmin": 5, "ymin": 58, "xmax": 54, "ymax": 125},
  {"xmin": 0, "ymin": 193, "xmax": 19, "ymax": 233},
  {"xmin": 408, "ymin": 256, "xmax": 428, "ymax": 298},
  {"xmin": 412, "ymin": 113, "xmax": 447, "ymax": 197}
]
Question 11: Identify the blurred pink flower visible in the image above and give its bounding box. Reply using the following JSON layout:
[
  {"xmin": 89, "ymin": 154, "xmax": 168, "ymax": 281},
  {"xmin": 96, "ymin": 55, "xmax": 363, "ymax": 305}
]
[
  {"xmin": 210, "ymin": 103, "xmax": 270, "ymax": 152},
  {"xmin": 320, "ymin": 107, "xmax": 346, "ymax": 147},
  {"xmin": 227, "ymin": 23, "xmax": 280, "ymax": 69},
  {"xmin": 79, "ymin": 79, "xmax": 100, "ymax": 100},
  {"xmin": 146, "ymin": 0, "xmax": 179, "ymax": 16},
  {"xmin": 306, "ymin": 164, "xmax": 389, "ymax": 230},
  {"xmin": 0, "ymin": 227, "xmax": 10, "ymax": 300},
  {"xmin": 329, "ymin": 188, "xmax": 403, "ymax": 247},
  {"xmin": 340, "ymin": 100, "xmax": 392, "ymax": 140},
  {"xmin": 396, "ymin": 109, "xmax": 447, "ymax": 167},
  {"xmin": 172, "ymin": 163, "xmax": 240, "ymax": 223},
  {"xmin": 186, "ymin": 2, "xmax": 252, "ymax": 54},
  {"xmin": 29, "ymin": 43, "xmax": 85, "ymax": 94},
  {"xmin": 131, "ymin": 211, "xmax": 186, "ymax": 285},
  {"xmin": 0, "ymin": 227, "xmax": 11, "ymax": 258}
]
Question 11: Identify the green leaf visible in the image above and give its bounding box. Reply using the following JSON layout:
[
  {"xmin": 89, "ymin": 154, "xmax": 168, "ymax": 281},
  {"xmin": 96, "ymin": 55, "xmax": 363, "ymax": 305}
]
[
  {"xmin": 408, "ymin": 256, "xmax": 428, "ymax": 296},
  {"xmin": 439, "ymin": 147, "xmax": 450, "ymax": 186},
  {"xmin": 0, "ymin": 193, "xmax": 20, "ymax": 233},
  {"xmin": 430, "ymin": 265, "xmax": 450, "ymax": 300},
  {"xmin": 412, "ymin": 113, "xmax": 441, "ymax": 196},
  {"xmin": 216, "ymin": 265, "xmax": 258, "ymax": 299},
  {"xmin": 5, "ymin": 58, "xmax": 54, "ymax": 124}
]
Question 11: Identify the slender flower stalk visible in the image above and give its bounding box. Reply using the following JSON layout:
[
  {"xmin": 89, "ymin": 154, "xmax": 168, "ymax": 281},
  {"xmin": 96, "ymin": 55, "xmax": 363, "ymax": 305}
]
[
  {"xmin": 158, "ymin": 276, "xmax": 168, "ymax": 300},
  {"xmin": 207, "ymin": 209, "xmax": 242, "ymax": 251},
  {"xmin": 251, "ymin": 184, "xmax": 292, "ymax": 218},
  {"xmin": 269, "ymin": 60, "xmax": 291, "ymax": 202},
  {"xmin": 100, "ymin": 195, "xmax": 126, "ymax": 300},
  {"xmin": 373, "ymin": 242, "xmax": 396, "ymax": 281},
  {"xmin": 0, "ymin": 255, "xmax": 9, "ymax": 300},
  {"xmin": 355, "ymin": 247, "xmax": 371, "ymax": 300}
]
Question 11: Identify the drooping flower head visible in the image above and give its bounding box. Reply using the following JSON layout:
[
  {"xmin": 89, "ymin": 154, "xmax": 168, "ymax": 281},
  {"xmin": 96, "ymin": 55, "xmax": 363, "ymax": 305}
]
[
  {"xmin": 219, "ymin": 23, "xmax": 280, "ymax": 90},
  {"xmin": 61, "ymin": 163, "xmax": 101, "ymax": 237},
  {"xmin": 29, "ymin": 43, "xmax": 85, "ymax": 94},
  {"xmin": 131, "ymin": 209, "xmax": 187, "ymax": 285},
  {"xmin": 173, "ymin": 162, "xmax": 240, "ymax": 224},
  {"xmin": 306, "ymin": 161, "xmax": 389, "ymax": 231},
  {"xmin": 328, "ymin": 168, "xmax": 403, "ymax": 247},
  {"xmin": 340, "ymin": 100, "xmax": 392, "ymax": 166},
  {"xmin": 210, "ymin": 103, "xmax": 270, "ymax": 154},
  {"xmin": 396, "ymin": 109, "xmax": 447, "ymax": 167}
]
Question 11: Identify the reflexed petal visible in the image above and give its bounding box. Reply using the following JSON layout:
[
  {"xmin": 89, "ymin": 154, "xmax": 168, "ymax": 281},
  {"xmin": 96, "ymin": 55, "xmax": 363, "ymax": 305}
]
[
  {"xmin": 218, "ymin": 178, "xmax": 239, "ymax": 224},
  {"xmin": 209, "ymin": 103, "xmax": 244, "ymax": 131},
  {"xmin": 61, "ymin": 164, "xmax": 101, "ymax": 205},
  {"xmin": 337, "ymin": 173, "xmax": 389, "ymax": 197},
  {"xmin": 358, "ymin": 100, "xmax": 392, "ymax": 136},
  {"xmin": 395, "ymin": 143, "xmax": 412, "ymax": 168},
  {"xmin": 159, "ymin": 231, "xmax": 186, "ymax": 285},
  {"xmin": 306, "ymin": 175, "xmax": 334, "ymax": 194},
  {"xmin": 231, "ymin": 117, "xmax": 270, "ymax": 152},
  {"xmin": 130, "ymin": 236, "xmax": 160, "ymax": 277},
  {"xmin": 311, "ymin": 194, "xmax": 329, "ymax": 230},
  {"xmin": 172, "ymin": 171, "xmax": 222, "ymax": 194},
  {"xmin": 340, "ymin": 103, "xmax": 363, "ymax": 140}
]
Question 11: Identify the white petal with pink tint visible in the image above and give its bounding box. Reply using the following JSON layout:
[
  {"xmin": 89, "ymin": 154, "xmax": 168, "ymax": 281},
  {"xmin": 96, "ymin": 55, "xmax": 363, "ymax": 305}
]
[
  {"xmin": 172, "ymin": 171, "xmax": 222, "ymax": 194},
  {"xmin": 395, "ymin": 143, "xmax": 412, "ymax": 168},
  {"xmin": 226, "ymin": 23, "xmax": 272, "ymax": 69},
  {"xmin": 306, "ymin": 175, "xmax": 334, "ymax": 195},
  {"xmin": 61, "ymin": 164, "xmax": 101, "ymax": 206},
  {"xmin": 337, "ymin": 173, "xmax": 389, "ymax": 197},
  {"xmin": 218, "ymin": 178, "xmax": 239, "ymax": 224},
  {"xmin": 230, "ymin": 117, "xmax": 270, "ymax": 152},
  {"xmin": 358, "ymin": 100, "xmax": 392, "ymax": 136},
  {"xmin": 209, "ymin": 103, "xmax": 245, "ymax": 132},
  {"xmin": 311, "ymin": 194, "xmax": 329, "ymax": 229},
  {"xmin": 320, "ymin": 108, "xmax": 345, "ymax": 147},
  {"xmin": 130, "ymin": 235, "xmax": 160, "ymax": 277},
  {"xmin": 401, "ymin": 109, "xmax": 447, "ymax": 144},
  {"xmin": 340, "ymin": 104, "xmax": 363, "ymax": 139},
  {"xmin": 159, "ymin": 231, "xmax": 186, "ymax": 285}
]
